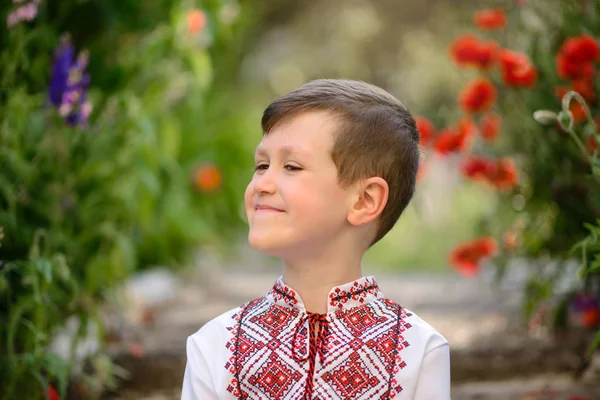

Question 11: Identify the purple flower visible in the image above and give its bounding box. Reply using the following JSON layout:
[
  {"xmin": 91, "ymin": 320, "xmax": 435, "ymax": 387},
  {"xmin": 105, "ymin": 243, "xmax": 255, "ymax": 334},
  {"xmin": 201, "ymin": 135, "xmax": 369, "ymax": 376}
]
[
  {"xmin": 48, "ymin": 37, "xmax": 92, "ymax": 128},
  {"xmin": 569, "ymin": 293, "xmax": 600, "ymax": 328},
  {"xmin": 49, "ymin": 38, "xmax": 75, "ymax": 106},
  {"xmin": 570, "ymin": 293, "xmax": 599, "ymax": 313}
]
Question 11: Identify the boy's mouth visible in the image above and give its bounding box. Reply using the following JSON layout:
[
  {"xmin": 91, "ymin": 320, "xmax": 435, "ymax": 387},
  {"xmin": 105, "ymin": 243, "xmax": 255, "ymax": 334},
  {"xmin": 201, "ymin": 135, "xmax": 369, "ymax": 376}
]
[{"xmin": 255, "ymin": 204, "xmax": 284, "ymax": 212}]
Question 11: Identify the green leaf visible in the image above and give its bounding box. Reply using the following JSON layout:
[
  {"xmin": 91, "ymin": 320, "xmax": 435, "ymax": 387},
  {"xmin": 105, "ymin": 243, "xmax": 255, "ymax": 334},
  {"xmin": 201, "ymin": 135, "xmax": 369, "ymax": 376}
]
[
  {"xmin": 35, "ymin": 259, "xmax": 53, "ymax": 284},
  {"xmin": 187, "ymin": 51, "xmax": 213, "ymax": 90},
  {"xmin": 159, "ymin": 117, "xmax": 181, "ymax": 159},
  {"xmin": 587, "ymin": 329, "xmax": 600, "ymax": 359},
  {"xmin": 8, "ymin": 297, "xmax": 34, "ymax": 359},
  {"xmin": 32, "ymin": 371, "xmax": 49, "ymax": 400},
  {"xmin": 114, "ymin": 232, "xmax": 137, "ymax": 273},
  {"xmin": 42, "ymin": 354, "xmax": 69, "ymax": 398}
]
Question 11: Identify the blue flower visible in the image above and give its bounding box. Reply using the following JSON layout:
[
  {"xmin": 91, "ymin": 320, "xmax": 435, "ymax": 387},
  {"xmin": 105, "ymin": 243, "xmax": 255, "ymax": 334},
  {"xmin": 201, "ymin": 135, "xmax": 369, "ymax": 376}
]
[{"xmin": 48, "ymin": 36, "xmax": 92, "ymax": 128}]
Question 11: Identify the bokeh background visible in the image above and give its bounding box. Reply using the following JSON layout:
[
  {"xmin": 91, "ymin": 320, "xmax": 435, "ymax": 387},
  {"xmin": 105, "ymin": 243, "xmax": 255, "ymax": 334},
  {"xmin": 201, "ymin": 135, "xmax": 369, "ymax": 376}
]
[{"xmin": 1, "ymin": 0, "xmax": 600, "ymax": 399}]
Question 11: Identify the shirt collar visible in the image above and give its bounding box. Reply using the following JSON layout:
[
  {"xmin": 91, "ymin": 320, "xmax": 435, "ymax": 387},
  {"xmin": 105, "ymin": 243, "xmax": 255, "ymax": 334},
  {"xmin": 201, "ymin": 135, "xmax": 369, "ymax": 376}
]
[{"xmin": 265, "ymin": 276, "xmax": 384, "ymax": 313}]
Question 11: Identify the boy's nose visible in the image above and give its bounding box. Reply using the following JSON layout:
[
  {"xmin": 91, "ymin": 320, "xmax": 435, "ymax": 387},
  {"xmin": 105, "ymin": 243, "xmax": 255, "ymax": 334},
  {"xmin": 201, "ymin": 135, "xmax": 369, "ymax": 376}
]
[{"xmin": 253, "ymin": 170, "xmax": 277, "ymax": 194}]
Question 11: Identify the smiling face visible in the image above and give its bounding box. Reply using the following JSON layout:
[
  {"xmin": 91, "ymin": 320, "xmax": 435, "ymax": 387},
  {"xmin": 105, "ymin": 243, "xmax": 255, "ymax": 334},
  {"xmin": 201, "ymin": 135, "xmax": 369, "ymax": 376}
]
[{"xmin": 244, "ymin": 111, "xmax": 354, "ymax": 259}]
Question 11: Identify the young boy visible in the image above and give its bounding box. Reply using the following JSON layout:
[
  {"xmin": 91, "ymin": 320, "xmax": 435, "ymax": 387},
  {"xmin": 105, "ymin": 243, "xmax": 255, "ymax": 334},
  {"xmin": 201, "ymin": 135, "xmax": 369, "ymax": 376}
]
[{"xmin": 181, "ymin": 79, "xmax": 450, "ymax": 399}]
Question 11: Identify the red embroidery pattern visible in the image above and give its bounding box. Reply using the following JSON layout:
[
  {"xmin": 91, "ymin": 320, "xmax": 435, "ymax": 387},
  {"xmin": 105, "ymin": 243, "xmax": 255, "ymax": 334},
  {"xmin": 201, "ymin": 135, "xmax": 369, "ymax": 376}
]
[
  {"xmin": 224, "ymin": 281, "xmax": 413, "ymax": 400},
  {"xmin": 268, "ymin": 279, "xmax": 300, "ymax": 307},
  {"xmin": 321, "ymin": 352, "xmax": 380, "ymax": 398},
  {"xmin": 329, "ymin": 276, "xmax": 382, "ymax": 309},
  {"xmin": 225, "ymin": 298, "xmax": 305, "ymax": 399}
]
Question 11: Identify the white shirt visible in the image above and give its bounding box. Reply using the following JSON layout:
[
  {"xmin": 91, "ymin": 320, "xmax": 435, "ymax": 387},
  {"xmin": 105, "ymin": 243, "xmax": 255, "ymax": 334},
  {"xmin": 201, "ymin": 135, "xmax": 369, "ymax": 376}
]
[{"xmin": 182, "ymin": 276, "xmax": 450, "ymax": 399}]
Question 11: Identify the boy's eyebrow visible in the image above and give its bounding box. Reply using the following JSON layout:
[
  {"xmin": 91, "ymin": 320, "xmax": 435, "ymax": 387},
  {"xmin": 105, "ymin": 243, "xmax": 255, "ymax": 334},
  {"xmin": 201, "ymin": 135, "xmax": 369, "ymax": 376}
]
[{"xmin": 255, "ymin": 145, "xmax": 312, "ymax": 158}]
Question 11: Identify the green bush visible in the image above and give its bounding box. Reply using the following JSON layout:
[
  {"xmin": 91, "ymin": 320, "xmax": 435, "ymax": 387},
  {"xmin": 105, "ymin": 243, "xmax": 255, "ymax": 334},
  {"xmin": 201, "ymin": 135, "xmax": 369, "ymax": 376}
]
[
  {"xmin": 417, "ymin": 0, "xmax": 600, "ymax": 355},
  {"xmin": 0, "ymin": 0, "xmax": 254, "ymax": 397}
]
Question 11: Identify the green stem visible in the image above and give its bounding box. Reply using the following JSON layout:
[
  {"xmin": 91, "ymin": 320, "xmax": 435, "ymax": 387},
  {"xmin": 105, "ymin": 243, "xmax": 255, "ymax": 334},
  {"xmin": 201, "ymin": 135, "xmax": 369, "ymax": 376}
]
[
  {"xmin": 562, "ymin": 123, "xmax": 591, "ymax": 159},
  {"xmin": 0, "ymin": 29, "xmax": 38, "ymax": 94},
  {"xmin": 558, "ymin": 91, "xmax": 598, "ymax": 168}
]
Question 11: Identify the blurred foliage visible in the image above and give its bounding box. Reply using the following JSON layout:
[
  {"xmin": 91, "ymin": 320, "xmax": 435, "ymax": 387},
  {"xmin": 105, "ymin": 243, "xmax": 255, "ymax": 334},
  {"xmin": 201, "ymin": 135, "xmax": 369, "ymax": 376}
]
[
  {"xmin": 481, "ymin": 1, "xmax": 600, "ymax": 315},
  {"xmin": 0, "ymin": 0, "xmax": 273, "ymax": 397},
  {"xmin": 493, "ymin": 1, "xmax": 600, "ymax": 259},
  {"xmin": 413, "ymin": 0, "xmax": 600, "ymax": 357}
]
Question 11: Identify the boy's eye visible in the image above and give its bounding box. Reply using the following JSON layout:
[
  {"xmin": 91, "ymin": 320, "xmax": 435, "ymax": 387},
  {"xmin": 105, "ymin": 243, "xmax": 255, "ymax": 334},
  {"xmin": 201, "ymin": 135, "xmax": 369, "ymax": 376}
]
[{"xmin": 254, "ymin": 164, "xmax": 301, "ymax": 172}]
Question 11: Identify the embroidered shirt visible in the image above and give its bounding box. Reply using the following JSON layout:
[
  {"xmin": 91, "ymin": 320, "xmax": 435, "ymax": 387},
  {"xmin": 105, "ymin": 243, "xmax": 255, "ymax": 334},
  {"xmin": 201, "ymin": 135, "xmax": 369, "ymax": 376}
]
[{"xmin": 181, "ymin": 276, "xmax": 450, "ymax": 399}]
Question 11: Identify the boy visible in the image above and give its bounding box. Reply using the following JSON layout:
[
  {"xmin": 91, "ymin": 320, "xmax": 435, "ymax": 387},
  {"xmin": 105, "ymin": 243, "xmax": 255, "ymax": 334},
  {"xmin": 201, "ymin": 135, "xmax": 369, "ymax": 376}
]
[{"xmin": 181, "ymin": 79, "xmax": 450, "ymax": 399}]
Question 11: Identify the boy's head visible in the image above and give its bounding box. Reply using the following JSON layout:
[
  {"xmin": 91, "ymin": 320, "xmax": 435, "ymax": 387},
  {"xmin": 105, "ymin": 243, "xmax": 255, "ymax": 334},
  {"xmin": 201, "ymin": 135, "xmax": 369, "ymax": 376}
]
[{"xmin": 245, "ymin": 79, "xmax": 420, "ymax": 258}]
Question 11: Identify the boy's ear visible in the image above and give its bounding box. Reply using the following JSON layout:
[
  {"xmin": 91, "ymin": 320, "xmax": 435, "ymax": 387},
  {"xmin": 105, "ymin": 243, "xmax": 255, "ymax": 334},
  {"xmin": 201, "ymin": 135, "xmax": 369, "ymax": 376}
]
[{"xmin": 347, "ymin": 177, "xmax": 389, "ymax": 226}]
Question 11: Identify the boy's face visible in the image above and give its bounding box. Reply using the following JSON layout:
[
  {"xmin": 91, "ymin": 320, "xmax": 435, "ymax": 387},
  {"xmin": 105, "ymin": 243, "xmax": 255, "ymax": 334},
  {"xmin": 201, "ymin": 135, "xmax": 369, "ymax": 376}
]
[{"xmin": 245, "ymin": 110, "xmax": 353, "ymax": 258}]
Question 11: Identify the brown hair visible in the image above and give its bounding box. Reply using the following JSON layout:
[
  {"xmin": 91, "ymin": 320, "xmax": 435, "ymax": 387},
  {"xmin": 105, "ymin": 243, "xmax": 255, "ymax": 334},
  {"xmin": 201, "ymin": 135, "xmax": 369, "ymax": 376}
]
[{"xmin": 262, "ymin": 79, "xmax": 420, "ymax": 245}]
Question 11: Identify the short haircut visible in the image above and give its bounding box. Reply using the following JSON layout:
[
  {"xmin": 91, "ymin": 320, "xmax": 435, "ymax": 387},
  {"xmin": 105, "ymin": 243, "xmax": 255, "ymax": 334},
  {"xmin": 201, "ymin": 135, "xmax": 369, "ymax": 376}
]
[{"xmin": 262, "ymin": 79, "xmax": 420, "ymax": 245}]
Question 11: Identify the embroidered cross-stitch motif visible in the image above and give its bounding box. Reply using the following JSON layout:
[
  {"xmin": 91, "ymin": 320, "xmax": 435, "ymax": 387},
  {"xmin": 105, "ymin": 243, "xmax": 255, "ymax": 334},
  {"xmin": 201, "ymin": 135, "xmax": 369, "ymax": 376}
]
[
  {"xmin": 329, "ymin": 277, "xmax": 381, "ymax": 309},
  {"xmin": 270, "ymin": 279, "xmax": 300, "ymax": 306},
  {"xmin": 224, "ymin": 278, "xmax": 413, "ymax": 400}
]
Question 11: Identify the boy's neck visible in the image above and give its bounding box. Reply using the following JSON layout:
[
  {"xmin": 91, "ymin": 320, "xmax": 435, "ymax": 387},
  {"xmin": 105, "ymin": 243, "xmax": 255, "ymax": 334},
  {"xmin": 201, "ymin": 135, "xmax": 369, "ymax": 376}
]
[{"xmin": 281, "ymin": 258, "xmax": 363, "ymax": 314}]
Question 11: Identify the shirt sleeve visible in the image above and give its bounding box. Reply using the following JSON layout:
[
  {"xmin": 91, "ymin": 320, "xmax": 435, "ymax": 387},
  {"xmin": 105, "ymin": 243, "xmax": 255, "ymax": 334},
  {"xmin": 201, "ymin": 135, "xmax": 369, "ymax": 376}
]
[
  {"xmin": 412, "ymin": 343, "xmax": 451, "ymax": 400},
  {"xmin": 181, "ymin": 336, "xmax": 219, "ymax": 400}
]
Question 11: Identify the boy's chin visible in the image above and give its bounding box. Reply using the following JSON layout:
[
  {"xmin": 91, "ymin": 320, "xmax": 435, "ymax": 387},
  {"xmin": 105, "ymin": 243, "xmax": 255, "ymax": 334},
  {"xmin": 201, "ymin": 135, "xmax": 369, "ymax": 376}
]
[{"xmin": 248, "ymin": 233, "xmax": 293, "ymax": 258}]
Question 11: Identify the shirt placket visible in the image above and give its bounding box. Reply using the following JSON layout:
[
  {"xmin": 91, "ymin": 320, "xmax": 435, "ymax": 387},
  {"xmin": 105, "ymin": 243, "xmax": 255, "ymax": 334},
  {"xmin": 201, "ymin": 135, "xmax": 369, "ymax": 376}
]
[{"xmin": 303, "ymin": 312, "xmax": 329, "ymax": 400}]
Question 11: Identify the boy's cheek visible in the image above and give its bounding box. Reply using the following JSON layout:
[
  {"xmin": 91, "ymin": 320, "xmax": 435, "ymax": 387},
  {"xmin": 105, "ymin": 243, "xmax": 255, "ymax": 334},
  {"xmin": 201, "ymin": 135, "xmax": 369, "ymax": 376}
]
[
  {"xmin": 243, "ymin": 184, "xmax": 254, "ymax": 206},
  {"xmin": 243, "ymin": 201, "xmax": 254, "ymax": 223}
]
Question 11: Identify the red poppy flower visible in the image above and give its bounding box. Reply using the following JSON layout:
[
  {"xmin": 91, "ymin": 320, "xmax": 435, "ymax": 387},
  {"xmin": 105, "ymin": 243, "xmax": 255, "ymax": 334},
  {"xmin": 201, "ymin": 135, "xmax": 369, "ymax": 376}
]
[
  {"xmin": 562, "ymin": 34, "xmax": 599, "ymax": 63},
  {"xmin": 557, "ymin": 53, "xmax": 595, "ymax": 81},
  {"xmin": 473, "ymin": 8, "xmax": 507, "ymax": 31},
  {"xmin": 583, "ymin": 309, "xmax": 600, "ymax": 328},
  {"xmin": 459, "ymin": 77, "xmax": 497, "ymax": 113},
  {"xmin": 554, "ymin": 85, "xmax": 569, "ymax": 100},
  {"xmin": 415, "ymin": 116, "xmax": 436, "ymax": 147},
  {"xmin": 128, "ymin": 343, "xmax": 145, "ymax": 358},
  {"xmin": 449, "ymin": 35, "xmax": 498, "ymax": 70},
  {"xmin": 462, "ymin": 157, "xmax": 519, "ymax": 190},
  {"xmin": 461, "ymin": 156, "xmax": 496, "ymax": 180},
  {"xmin": 569, "ymin": 101, "xmax": 588, "ymax": 123},
  {"xmin": 449, "ymin": 237, "xmax": 498, "ymax": 277},
  {"xmin": 499, "ymin": 49, "xmax": 537, "ymax": 88},
  {"xmin": 479, "ymin": 113, "xmax": 502, "ymax": 142},
  {"xmin": 457, "ymin": 117, "xmax": 478, "ymax": 137},
  {"xmin": 42, "ymin": 386, "xmax": 60, "ymax": 400},
  {"xmin": 556, "ymin": 34, "xmax": 599, "ymax": 80},
  {"xmin": 570, "ymin": 294, "xmax": 600, "ymax": 329},
  {"xmin": 434, "ymin": 119, "xmax": 476, "ymax": 155},
  {"xmin": 489, "ymin": 158, "xmax": 519, "ymax": 190},
  {"xmin": 572, "ymin": 79, "xmax": 596, "ymax": 102},
  {"xmin": 587, "ymin": 136, "xmax": 599, "ymax": 154},
  {"xmin": 433, "ymin": 128, "xmax": 460, "ymax": 155},
  {"xmin": 192, "ymin": 163, "xmax": 223, "ymax": 193},
  {"xmin": 556, "ymin": 81, "xmax": 593, "ymax": 123},
  {"xmin": 187, "ymin": 9, "xmax": 207, "ymax": 35},
  {"xmin": 557, "ymin": 80, "xmax": 596, "ymax": 104}
]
